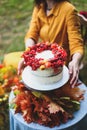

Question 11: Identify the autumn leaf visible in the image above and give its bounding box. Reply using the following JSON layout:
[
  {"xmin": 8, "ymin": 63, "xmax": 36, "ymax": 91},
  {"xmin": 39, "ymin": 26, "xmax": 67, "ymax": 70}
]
[{"xmin": 48, "ymin": 102, "xmax": 64, "ymax": 114}]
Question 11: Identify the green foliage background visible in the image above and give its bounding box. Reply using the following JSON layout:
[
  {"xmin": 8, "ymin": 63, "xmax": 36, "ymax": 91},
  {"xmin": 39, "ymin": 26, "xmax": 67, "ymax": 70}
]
[
  {"xmin": 0, "ymin": 0, "xmax": 87, "ymax": 54},
  {"xmin": 0, "ymin": 0, "xmax": 34, "ymax": 57}
]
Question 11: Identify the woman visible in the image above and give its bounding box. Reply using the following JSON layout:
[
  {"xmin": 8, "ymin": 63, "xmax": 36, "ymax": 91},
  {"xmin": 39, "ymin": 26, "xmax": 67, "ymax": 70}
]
[{"xmin": 18, "ymin": 0, "xmax": 84, "ymax": 88}]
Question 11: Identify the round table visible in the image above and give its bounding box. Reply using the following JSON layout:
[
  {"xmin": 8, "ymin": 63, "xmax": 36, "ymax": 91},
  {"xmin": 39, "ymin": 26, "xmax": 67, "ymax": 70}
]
[{"xmin": 9, "ymin": 83, "xmax": 87, "ymax": 130}]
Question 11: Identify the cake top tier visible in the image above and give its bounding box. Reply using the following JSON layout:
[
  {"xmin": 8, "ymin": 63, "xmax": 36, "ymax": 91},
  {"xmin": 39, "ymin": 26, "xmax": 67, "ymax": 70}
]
[{"xmin": 22, "ymin": 42, "xmax": 67, "ymax": 70}]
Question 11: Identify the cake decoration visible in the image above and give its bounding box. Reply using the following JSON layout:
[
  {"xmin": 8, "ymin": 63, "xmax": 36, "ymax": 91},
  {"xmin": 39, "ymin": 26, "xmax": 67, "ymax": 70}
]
[{"xmin": 22, "ymin": 42, "xmax": 67, "ymax": 71}]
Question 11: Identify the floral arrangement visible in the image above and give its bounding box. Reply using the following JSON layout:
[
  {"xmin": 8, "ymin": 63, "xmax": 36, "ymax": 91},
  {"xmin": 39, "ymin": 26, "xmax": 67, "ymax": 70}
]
[
  {"xmin": 10, "ymin": 81, "xmax": 85, "ymax": 128},
  {"xmin": 0, "ymin": 64, "xmax": 21, "ymax": 95},
  {"xmin": 22, "ymin": 42, "xmax": 67, "ymax": 70},
  {"xmin": 0, "ymin": 63, "xmax": 22, "ymax": 130}
]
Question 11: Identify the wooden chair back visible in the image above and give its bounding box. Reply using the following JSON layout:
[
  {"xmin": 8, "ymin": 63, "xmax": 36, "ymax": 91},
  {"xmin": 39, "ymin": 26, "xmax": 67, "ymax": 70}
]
[{"xmin": 78, "ymin": 14, "xmax": 87, "ymax": 45}]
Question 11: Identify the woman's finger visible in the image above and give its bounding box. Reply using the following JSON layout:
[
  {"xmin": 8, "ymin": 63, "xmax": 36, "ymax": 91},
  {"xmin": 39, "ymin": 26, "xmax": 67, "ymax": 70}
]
[
  {"xmin": 68, "ymin": 63, "xmax": 73, "ymax": 75},
  {"xmin": 17, "ymin": 59, "xmax": 24, "ymax": 75},
  {"xmin": 70, "ymin": 72, "xmax": 79, "ymax": 88}
]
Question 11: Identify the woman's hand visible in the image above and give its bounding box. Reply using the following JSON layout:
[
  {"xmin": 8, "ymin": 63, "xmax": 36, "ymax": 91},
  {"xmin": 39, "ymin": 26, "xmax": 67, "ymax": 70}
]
[
  {"xmin": 68, "ymin": 60, "xmax": 79, "ymax": 88},
  {"xmin": 17, "ymin": 38, "xmax": 36, "ymax": 75},
  {"xmin": 25, "ymin": 38, "xmax": 35, "ymax": 49},
  {"xmin": 17, "ymin": 58, "xmax": 25, "ymax": 75},
  {"xmin": 68, "ymin": 52, "xmax": 83, "ymax": 88}
]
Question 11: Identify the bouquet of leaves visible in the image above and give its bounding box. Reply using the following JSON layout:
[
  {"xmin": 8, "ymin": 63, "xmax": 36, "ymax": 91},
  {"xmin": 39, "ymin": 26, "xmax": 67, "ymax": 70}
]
[{"xmin": 10, "ymin": 81, "xmax": 85, "ymax": 128}]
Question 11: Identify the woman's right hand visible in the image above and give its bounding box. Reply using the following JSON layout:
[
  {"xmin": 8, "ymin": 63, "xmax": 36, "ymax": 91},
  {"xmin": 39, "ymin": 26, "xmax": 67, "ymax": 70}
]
[
  {"xmin": 18, "ymin": 38, "xmax": 35, "ymax": 75},
  {"xmin": 17, "ymin": 58, "xmax": 25, "ymax": 75}
]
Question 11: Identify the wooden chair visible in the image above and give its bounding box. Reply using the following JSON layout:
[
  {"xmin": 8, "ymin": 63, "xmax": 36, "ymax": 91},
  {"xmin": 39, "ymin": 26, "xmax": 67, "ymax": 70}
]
[{"xmin": 78, "ymin": 14, "xmax": 87, "ymax": 71}]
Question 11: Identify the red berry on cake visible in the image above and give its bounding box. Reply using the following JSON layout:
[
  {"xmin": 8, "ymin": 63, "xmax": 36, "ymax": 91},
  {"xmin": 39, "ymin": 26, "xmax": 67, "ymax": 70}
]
[{"xmin": 51, "ymin": 43, "xmax": 58, "ymax": 49}]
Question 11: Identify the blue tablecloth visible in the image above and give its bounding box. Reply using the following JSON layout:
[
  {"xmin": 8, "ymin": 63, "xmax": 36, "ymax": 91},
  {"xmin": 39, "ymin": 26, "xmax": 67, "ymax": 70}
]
[{"xmin": 9, "ymin": 83, "xmax": 87, "ymax": 130}]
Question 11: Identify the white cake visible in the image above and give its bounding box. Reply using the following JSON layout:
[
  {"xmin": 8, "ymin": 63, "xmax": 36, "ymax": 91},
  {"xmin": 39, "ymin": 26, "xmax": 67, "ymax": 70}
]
[
  {"xmin": 30, "ymin": 50, "xmax": 63, "ymax": 84},
  {"xmin": 22, "ymin": 42, "xmax": 67, "ymax": 85},
  {"xmin": 28, "ymin": 66, "xmax": 63, "ymax": 84}
]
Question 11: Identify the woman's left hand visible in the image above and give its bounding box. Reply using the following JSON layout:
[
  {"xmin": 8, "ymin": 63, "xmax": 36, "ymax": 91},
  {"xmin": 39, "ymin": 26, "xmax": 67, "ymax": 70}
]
[
  {"xmin": 68, "ymin": 60, "xmax": 79, "ymax": 88},
  {"xmin": 68, "ymin": 52, "xmax": 83, "ymax": 88}
]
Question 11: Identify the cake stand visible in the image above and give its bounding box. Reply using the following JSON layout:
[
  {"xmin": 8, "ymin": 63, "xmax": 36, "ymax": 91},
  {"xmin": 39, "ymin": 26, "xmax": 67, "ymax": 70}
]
[{"xmin": 22, "ymin": 65, "xmax": 69, "ymax": 91}]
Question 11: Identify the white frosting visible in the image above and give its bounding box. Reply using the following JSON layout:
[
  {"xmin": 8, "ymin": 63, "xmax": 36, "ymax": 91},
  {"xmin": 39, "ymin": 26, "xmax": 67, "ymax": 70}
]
[
  {"xmin": 31, "ymin": 67, "xmax": 62, "ymax": 77},
  {"xmin": 31, "ymin": 68, "xmax": 55, "ymax": 77},
  {"xmin": 35, "ymin": 50, "xmax": 54, "ymax": 60},
  {"xmin": 30, "ymin": 68, "xmax": 63, "ymax": 84}
]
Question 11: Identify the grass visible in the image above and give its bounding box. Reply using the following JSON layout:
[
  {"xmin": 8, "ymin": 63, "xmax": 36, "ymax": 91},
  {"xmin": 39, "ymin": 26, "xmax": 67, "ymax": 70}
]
[
  {"xmin": 71, "ymin": 0, "xmax": 87, "ymax": 11},
  {"xmin": 0, "ymin": 0, "xmax": 87, "ymax": 84},
  {"xmin": 0, "ymin": 0, "xmax": 34, "ymax": 55},
  {"xmin": 0, "ymin": 0, "xmax": 86, "ymax": 54}
]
